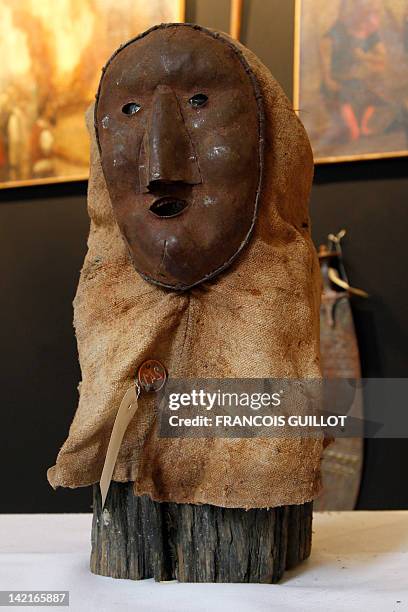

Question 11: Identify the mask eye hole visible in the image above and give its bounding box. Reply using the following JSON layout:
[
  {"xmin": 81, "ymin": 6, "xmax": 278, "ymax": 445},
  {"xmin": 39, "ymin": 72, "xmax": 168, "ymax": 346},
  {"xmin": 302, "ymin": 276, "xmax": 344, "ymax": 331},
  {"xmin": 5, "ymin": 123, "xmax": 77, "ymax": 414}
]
[
  {"xmin": 122, "ymin": 102, "xmax": 141, "ymax": 115},
  {"xmin": 189, "ymin": 93, "xmax": 208, "ymax": 108}
]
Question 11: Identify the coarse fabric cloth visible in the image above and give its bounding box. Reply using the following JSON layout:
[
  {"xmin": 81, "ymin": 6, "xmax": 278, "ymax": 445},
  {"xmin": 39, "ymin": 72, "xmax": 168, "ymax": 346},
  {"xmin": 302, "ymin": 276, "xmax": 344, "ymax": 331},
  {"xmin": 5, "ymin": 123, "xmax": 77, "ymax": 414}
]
[{"xmin": 48, "ymin": 28, "xmax": 324, "ymax": 509}]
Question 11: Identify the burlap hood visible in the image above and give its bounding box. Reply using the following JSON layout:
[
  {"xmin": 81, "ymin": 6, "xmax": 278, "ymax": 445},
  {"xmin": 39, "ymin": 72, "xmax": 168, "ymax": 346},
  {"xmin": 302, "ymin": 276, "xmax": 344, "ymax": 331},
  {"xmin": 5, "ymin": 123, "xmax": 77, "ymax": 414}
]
[{"xmin": 48, "ymin": 25, "xmax": 323, "ymax": 509}]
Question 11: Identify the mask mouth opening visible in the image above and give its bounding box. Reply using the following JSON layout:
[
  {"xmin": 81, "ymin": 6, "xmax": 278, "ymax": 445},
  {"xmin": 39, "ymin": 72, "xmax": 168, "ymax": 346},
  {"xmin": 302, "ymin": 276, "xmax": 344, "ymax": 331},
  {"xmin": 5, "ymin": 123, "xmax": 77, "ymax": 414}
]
[{"xmin": 149, "ymin": 197, "xmax": 189, "ymax": 218}]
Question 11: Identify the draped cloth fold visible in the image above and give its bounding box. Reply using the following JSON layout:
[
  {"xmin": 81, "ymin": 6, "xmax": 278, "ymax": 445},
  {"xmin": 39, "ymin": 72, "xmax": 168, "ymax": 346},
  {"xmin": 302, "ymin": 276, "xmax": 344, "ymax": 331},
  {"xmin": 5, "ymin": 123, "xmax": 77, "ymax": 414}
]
[{"xmin": 47, "ymin": 27, "xmax": 323, "ymax": 509}]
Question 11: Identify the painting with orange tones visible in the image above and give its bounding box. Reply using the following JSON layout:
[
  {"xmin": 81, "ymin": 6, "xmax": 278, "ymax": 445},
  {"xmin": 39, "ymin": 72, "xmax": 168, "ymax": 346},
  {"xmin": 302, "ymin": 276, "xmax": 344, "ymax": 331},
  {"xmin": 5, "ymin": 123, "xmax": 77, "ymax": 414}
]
[
  {"xmin": 294, "ymin": 0, "xmax": 408, "ymax": 162},
  {"xmin": 0, "ymin": 0, "xmax": 184, "ymax": 188}
]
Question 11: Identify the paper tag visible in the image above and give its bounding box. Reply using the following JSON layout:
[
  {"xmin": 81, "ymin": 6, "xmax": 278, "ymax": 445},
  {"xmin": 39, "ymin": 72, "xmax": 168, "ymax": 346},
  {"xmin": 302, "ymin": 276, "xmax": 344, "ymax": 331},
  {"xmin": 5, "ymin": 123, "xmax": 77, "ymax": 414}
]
[
  {"xmin": 99, "ymin": 384, "xmax": 139, "ymax": 508},
  {"xmin": 99, "ymin": 359, "xmax": 167, "ymax": 508}
]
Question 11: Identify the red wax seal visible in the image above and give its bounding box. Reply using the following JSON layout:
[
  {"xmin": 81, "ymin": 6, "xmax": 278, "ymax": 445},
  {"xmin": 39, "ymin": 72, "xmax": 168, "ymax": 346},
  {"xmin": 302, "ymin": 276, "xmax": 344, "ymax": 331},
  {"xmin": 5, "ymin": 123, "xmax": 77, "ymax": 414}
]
[{"xmin": 137, "ymin": 359, "xmax": 167, "ymax": 393}]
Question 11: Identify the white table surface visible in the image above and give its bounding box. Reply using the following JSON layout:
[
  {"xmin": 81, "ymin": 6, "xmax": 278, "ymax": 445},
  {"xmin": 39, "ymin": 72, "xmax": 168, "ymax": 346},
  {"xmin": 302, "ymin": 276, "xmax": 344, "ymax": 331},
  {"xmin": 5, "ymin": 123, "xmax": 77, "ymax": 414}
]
[{"xmin": 0, "ymin": 511, "xmax": 407, "ymax": 612}]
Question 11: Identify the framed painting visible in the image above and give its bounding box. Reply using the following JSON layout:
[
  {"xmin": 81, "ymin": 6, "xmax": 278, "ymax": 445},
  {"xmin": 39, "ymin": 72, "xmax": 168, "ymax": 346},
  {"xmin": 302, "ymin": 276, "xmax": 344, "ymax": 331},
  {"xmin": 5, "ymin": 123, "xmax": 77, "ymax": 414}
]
[
  {"xmin": 293, "ymin": 0, "xmax": 408, "ymax": 163},
  {"xmin": 0, "ymin": 0, "xmax": 185, "ymax": 188}
]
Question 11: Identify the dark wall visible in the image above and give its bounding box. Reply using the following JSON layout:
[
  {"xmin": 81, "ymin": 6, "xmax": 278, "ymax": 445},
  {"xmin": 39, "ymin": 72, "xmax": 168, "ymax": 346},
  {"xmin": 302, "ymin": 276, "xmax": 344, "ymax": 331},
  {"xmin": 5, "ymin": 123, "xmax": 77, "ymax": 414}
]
[
  {"xmin": 0, "ymin": 183, "xmax": 91, "ymax": 512},
  {"xmin": 313, "ymin": 159, "xmax": 408, "ymax": 510},
  {"xmin": 187, "ymin": 0, "xmax": 296, "ymax": 97},
  {"xmin": 1, "ymin": 2, "xmax": 407, "ymax": 513}
]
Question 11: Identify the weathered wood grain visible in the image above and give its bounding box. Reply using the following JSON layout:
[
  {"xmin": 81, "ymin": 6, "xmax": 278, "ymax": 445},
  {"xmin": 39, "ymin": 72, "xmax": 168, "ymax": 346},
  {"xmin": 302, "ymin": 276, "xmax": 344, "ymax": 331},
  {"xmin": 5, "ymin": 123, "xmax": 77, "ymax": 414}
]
[{"xmin": 91, "ymin": 483, "xmax": 313, "ymax": 583}]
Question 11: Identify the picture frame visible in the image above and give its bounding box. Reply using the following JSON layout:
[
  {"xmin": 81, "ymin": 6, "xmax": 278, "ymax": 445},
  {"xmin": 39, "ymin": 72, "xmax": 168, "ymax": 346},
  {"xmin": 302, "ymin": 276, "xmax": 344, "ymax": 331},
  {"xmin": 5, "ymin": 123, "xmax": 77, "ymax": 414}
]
[
  {"xmin": 293, "ymin": 0, "xmax": 408, "ymax": 163},
  {"xmin": 0, "ymin": 0, "xmax": 185, "ymax": 189},
  {"xmin": 229, "ymin": 0, "xmax": 243, "ymax": 40}
]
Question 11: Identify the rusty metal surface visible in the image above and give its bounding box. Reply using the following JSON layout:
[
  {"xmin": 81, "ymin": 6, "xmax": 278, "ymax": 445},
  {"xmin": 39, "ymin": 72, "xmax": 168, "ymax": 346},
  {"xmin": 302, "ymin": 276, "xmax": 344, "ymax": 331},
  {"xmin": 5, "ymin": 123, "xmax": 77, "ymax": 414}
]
[
  {"xmin": 137, "ymin": 359, "xmax": 167, "ymax": 393},
  {"xmin": 315, "ymin": 231, "xmax": 365, "ymax": 511},
  {"xmin": 95, "ymin": 24, "xmax": 264, "ymax": 291}
]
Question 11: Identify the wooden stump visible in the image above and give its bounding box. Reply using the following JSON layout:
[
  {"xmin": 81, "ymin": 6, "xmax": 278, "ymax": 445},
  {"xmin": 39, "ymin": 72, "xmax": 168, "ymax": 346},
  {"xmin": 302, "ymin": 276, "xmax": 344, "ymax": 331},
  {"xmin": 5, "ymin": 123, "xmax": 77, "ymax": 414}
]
[{"xmin": 90, "ymin": 482, "xmax": 313, "ymax": 583}]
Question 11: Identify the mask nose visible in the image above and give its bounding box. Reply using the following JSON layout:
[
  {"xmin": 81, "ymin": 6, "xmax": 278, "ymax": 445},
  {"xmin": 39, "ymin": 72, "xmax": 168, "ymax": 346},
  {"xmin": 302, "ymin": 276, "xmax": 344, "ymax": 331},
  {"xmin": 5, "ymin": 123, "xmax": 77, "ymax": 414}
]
[{"xmin": 139, "ymin": 85, "xmax": 201, "ymax": 192}]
